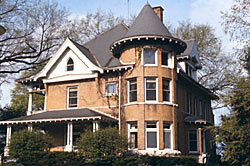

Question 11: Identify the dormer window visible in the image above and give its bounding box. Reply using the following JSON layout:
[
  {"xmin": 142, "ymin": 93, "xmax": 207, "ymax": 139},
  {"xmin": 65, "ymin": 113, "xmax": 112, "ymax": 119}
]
[
  {"xmin": 67, "ymin": 58, "xmax": 74, "ymax": 71},
  {"xmin": 144, "ymin": 48, "xmax": 157, "ymax": 65}
]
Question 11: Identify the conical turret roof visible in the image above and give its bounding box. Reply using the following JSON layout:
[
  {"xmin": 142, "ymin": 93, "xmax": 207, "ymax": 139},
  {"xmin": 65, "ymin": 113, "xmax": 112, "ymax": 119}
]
[
  {"xmin": 124, "ymin": 3, "xmax": 172, "ymax": 38},
  {"xmin": 110, "ymin": 3, "xmax": 187, "ymax": 55}
]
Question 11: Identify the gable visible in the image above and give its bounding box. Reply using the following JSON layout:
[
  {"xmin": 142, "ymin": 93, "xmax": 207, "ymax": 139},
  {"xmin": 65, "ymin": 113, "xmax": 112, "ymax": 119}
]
[{"xmin": 33, "ymin": 38, "xmax": 103, "ymax": 83}]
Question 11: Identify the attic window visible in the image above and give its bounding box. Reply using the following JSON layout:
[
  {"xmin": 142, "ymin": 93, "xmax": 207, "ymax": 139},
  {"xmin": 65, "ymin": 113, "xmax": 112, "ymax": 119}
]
[{"xmin": 67, "ymin": 58, "xmax": 74, "ymax": 71}]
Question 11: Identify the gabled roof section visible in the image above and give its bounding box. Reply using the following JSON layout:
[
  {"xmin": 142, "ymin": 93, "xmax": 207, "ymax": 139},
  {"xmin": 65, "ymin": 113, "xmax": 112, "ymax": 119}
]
[
  {"xmin": 84, "ymin": 23, "xmax": 128, "ymax": 67},
  {"xmin": 177, "ymin": 39, "xmax": 202, "ymax": 69},
  {"xmin": 69, "ymin": 39, "xmax": 100, "ymax": 67},
  {"xmin": 17, "ymin": 38, "xmax": 103, "ymax": 83},
  {"xmin": 124, "ymin": 3, "xmax": 172, "ymax": 38}
]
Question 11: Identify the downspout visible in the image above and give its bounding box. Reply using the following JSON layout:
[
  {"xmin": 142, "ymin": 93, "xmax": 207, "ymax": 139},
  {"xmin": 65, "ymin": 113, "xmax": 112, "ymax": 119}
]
[{"xmin": 118, "ymin": 71, "xmax": 122, "ymax": 134}]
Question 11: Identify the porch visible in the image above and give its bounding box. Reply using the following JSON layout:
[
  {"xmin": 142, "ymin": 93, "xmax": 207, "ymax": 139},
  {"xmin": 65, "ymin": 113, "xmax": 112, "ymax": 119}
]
[{"xmin": 0, "ymin": 108, "xmax": 117, "ymax": 156}]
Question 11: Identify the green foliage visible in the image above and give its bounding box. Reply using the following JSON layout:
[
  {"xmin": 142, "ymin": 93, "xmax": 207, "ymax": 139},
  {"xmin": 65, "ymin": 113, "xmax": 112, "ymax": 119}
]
[
  {"xmin": 76, "ymin": 127, "xmax": 128, "ymax": 160},
  {"xmin": 16, "ymin": 151, "xmax": 85, "ymax": 166},
  {"xmin": 213, "ymin": 75, "xmax": 250, "ymax": 166},
  {"xmin": 9, "ymin": 130, "xmax": 52, "ymax": 159}
]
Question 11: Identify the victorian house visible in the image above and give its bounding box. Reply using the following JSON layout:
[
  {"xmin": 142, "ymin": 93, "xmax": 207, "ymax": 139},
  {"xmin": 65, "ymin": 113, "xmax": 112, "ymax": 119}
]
[{"xmin": 0, "ymin": 3, "xmax": 217, "ymax": 163}]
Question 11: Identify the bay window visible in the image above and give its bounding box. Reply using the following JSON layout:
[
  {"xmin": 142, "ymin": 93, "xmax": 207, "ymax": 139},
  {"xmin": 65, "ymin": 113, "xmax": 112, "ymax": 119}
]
[
  {"xmin": 144, "ymin": 48, "xmax": 156, "ymax": 65},
  {"xmin": 128, "ymin": 78, "xmax": 137, "ymax": 102},
  {"xmin": 163, "ymin": 122, "xmax": 172, "ymax": 149},
  {"xmin": 128, "ymin": 122, "xmax": 138, "ymax": 149},
  {"xmin": 162, "ymin": 78, "xmax": 170, "ymax": 102}
]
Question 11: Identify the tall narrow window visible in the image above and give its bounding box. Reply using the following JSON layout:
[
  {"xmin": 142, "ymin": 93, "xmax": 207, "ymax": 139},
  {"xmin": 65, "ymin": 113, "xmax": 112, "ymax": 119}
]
[
  {"xmin": 67, "ymin": 58, "xmax": 74, "ymax": 71},
  {"xmin": 144, "ymin": 48, "xmax": 156, "ymax": 65},
  {"xmin": 187, "ymin": 93, "xmax": 191, "ymax": 114},
  {"xmin": 163, "ymin": 122, "xmax": 172, "ymax": 149},
  {"xmin": 106, "ymin": 82, "xmax": 117, "ymax": 95},
  {"xmin": 128, "ymin": 78, "xmax": 137, "ymax": 102},
  {"xmin": 203, "ymin": 103, "xmax": 207, "ymax": 120},
  {"xmin": 161, "ymin": 52, "xmax": 169, "ymax": 66},
  {"xmin": 146, "ymin": 122, "xmax": 158, "ymax": 149},
  {"xmin": 128, "ymin": 122, "xmax": 138, "ymax": 149},
  {"xmin": 145, "ymin": 77, "xmax": 157, "ymax": 101},
  {"xmin": 194, "ymin": 97, "xmax": 197, "ymax": 116},
  {"xmin": 68, "ymin": 87, "xmax": 78, "ymax": 108},
  {"xmin": 199, "ymin": 100, "xmax": 203, "ymax": 116},
  {"xmin": 189, "ymin": 129, "xmax": 198, "ymax": 152},
  {"xmin": 163, "ymin": 78, "xmax": 170, "ymax": 102},
  {"xmin": 202, "ymin": 130, "xmax": 206, "ymax": 153}
]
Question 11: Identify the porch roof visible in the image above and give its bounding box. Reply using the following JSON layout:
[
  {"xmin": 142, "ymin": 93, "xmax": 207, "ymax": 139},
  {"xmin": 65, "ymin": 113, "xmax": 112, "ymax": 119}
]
[
  {"xmin": 184, "ymin": 116, "xmax": 213, "ymax": 125},
  {"xmin": 0, "ymin": 108, "xmax": 117, "ymax": 125}
]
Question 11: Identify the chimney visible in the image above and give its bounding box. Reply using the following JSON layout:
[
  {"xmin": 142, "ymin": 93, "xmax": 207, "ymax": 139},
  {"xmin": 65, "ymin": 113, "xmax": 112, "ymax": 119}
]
[{"xmin": 153, "ymin": 6, "xmax": 164, "ymax": 22}]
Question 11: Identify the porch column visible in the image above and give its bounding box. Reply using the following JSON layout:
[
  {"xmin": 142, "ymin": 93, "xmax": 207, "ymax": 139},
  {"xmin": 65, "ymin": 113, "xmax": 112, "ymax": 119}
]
[
  {"xmin": 93, "ymin": 121, "xmax": 100, "ymax": 132},
  {"xmin": 27, "ymin": 88, "xmax": 33, "ymax": 116},
  {"xmin": 65, "ymin": 122, "xmax": 73, "ymax": 152},
  {"xmin": 28, "ymin": 124, "xmax": 33, "ymax": 132},
  {"xmin": 198, "ymin": 128, "xmax": 202, "ymax": 154},
  {"xmin": 4, "ymin": 125, "xmax": 12, "ymax": 156}
]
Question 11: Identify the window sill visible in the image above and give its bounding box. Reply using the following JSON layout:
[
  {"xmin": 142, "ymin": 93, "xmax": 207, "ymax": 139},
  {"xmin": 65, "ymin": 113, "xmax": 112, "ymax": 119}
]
[
  {"xmin": 104, "ymin": 93, "xmax": 117, "ymax": 97},
  {"xmin": 161, "ymin": 65, "xmax": 173, "ymax": 69}
]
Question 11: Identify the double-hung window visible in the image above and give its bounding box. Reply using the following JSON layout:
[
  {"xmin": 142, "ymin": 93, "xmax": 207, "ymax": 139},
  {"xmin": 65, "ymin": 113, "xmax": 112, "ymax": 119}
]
[
  {"xmin": 163, "ymin": 122, "xmax": 172, "ymax": 149},
  {"xmin": 146, "ymin": 121, "xmax": 158, "ymax": 149},
  {"xmin": 128, "ymin": 122, "xmax": 138, "ymax": 149},
  {"xmin": 67, "ymin": 58, "xmax": 74, "ymax": 71},
  {"xmin": 106, "ymin": 82, "xmax": 117, "ymax": 95},
  {"xmin": 162, "ymin": 78, "xmax": 170, "ymax": 102},
  {"xmin": 199, "ymin": 100, "xmax": 203, "ymax": 116},
  {"xmin": 68, "ymin": 86, "xmax": 78, "ymax": 108},
  {"xmin": 144, "ymin": 48, "xmax": 156, "ymax": 65},
  {"xmin": 188, "ymin": 129, "xmax": 198, "ymax": 153},
  {"xmin": 128, "ymin": 78, "xmax": 137, "ymax": 102},
  {"xmin": 145, "ymin": 77, "xmax": 157, "ymax": 101}
]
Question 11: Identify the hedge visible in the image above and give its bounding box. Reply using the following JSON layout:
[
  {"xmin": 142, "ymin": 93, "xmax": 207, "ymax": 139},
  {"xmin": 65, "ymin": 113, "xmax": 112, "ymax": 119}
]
[{"xmin": 11, "ymin": 151, "xmax": 198, "ymax": 166}]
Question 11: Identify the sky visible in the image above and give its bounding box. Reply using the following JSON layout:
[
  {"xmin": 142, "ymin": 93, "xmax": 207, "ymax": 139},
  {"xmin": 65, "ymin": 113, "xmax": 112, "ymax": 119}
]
[{"xmin": 0, "ymin": 0, "xmax": 235, "ymax": 125}]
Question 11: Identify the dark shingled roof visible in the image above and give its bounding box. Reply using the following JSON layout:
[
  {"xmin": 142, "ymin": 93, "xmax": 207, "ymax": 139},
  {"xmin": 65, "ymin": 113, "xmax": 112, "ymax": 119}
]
[
  {"xmin": 84, "ymin": 24, "xmax": 128, "ymax": 67},
  {"xmin": 178, "ymin": 39, "xmax": 195, "ymax": 57},
  {"xmin": 123, "ymin": 3, "xmax": 172, "ymax": 39},
  {"xmin": 0, "ymin": 108, "xmax": 116, "ymax": 124},
  {"xmin": 70, "ymin": 39, "xmax": 100, "ymax": 67}
]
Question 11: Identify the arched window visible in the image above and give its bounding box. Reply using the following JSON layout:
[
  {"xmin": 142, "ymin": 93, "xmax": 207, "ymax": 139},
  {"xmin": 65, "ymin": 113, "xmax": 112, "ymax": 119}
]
[{"xmin": 67, "ymin": 58, "xmax": 74, "ymax": 71}]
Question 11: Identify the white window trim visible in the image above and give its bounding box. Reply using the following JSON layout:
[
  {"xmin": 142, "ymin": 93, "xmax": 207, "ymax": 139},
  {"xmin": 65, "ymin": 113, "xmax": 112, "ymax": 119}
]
[
  {"xmin": 127, "ymin": 78, "xmax": 137, "ymax": 103},
  {"xmin": 143, "ymin": 48, "xmax": 158, "ymax": 66},
  {"xmin": 128, "ymin": 122, "xmax": 138, "ymax": 150},
  {"xmin": 67, "ymin": 86, "xmax": 78, "ymax": 109},
  {"xmin": 163, "ymin": 122, "xmax": 173, "ymax": 150},
  {"xmin": 161, "ymin": 52, "xmax": 172, "ymax": 68},
  {"xmin": 145, "ymin": 121, "xmax": 159, "ymax": 150},
  {"xmin": 105, "ymin": 82, "xmax": 117, "ymax": 96},
  {"xmin": 145, "ymin": 77, "xmax": 158, "ymax": 103},
  {"xmin": 188, "ymin": 129, "xmax": 199, "ymax": 154}
]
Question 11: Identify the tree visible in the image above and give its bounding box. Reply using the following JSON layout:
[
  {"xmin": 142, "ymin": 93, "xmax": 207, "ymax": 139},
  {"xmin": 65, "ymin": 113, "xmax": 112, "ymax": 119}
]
[
  {"xmin": 76, "ymin": 128, "xmax": 128, "ymax": 163},
  {"xmin": 10, "ymin": 69, "xmax": 45, "ymax": 115},
  {"xmin": 9, "ymin": 129, "xmax": 52, "ymax": 159},
  {"xmin": 67, "ymin": 10, "xmax": 126, "ymax": 44},
  {"xmin": 174, "ymin": 21, "xmax": 241, "ymax": 108},
  {"xmin": 213, "ymin": 75, "xmax": 250, "ymax": 166},
  {"xmin": 0, "ymin": 0, "xmax": 70, "ymax": 84},
  {"xmin": 221, "ymin": 0, "xmax": 249, "ymax": 44}
]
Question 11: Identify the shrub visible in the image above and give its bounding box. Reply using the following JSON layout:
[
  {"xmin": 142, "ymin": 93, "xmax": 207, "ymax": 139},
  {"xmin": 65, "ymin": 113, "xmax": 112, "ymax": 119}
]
[
  {"xmin": 76, "ymin": 127, "xmax": 128, "ymax": 161},
  {"xmin": 16, "ymin": 151, "xmax": 85, "ymax": 166},
  {"xmin": 9, "ymin": 129, "xmax": 52, "ymax": 159}
]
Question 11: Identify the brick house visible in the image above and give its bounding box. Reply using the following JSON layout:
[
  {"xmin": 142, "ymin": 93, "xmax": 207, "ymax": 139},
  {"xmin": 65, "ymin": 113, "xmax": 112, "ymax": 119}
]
[{"xmin": 0, "ymin": 3, "xmax": 217, "ymax": 162}]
